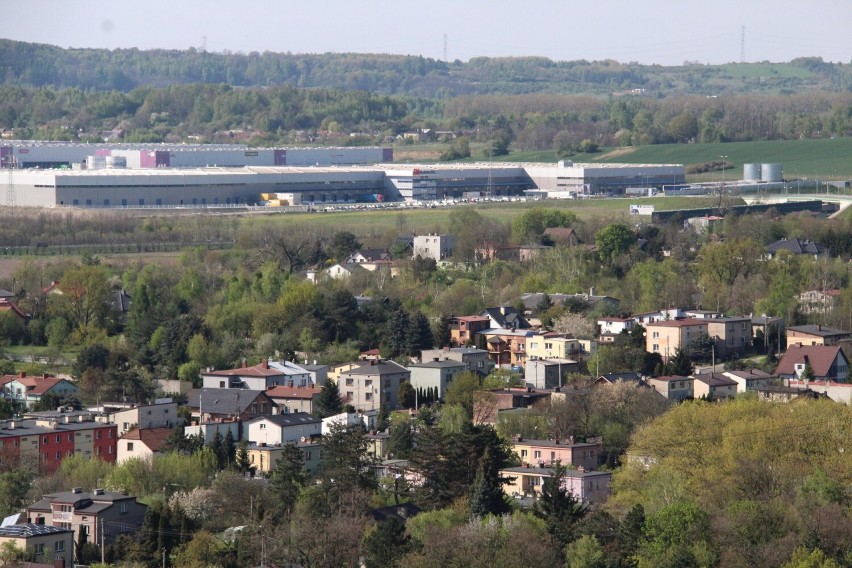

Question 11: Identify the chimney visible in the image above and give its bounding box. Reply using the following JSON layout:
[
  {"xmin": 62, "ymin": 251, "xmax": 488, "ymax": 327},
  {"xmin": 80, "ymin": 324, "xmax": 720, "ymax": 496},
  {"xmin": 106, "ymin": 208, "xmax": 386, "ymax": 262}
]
[
  {"xmin": 262, "ymin": 359, "xmax": 269, "ymax": 369},
  {"xmin": 72, "ymin": 487, "xmax": 82, "ymax": 494},
  {"xmin": 93, "ymin": 488, "xmax": 104, "ymax": 495},
  {"xmin": 19, "ymin": 371, "xmax": 26, "ymax": 378},
  {"xmin": 500, "ymin": 306, "xmax": 507, "ymax": 315},
  {"xmin": 817, "ymin": 324, "xmax": 822, "ymax": 331},
  {"xmin": 590, "ymin": 287, "xmax": 595, "ymax": 296}
]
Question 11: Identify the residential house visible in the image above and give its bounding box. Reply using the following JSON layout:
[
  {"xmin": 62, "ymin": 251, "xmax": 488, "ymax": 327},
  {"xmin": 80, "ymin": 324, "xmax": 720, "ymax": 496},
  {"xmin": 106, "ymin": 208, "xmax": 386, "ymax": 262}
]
[
  {"xmin": 766, "ymin": 237, "xmax": 828, "ymax": 260},
  {"xmin": 346, "ymin": 249, "xmax": 390, "ymax": 265},
  {"xmin": 526, "ymin": 333, "xmax": 584, "ymax": 360},
  {"xmin": 245, "ymin": 412, "xmax": 321, "ymax": 446},
  {"xmin": 117, "ymin": 427, "xmax": 172, "ymax": 463},
  {"xmin": 500, "ymin": 466, "xmax": 611, "ymax": 504},
  {"xmin": 597, "ymin": 317, "xmax": 634, "ymax": 342},
  {"xmin": 519, "ymin": 292, "xmax": 620, "ymax": 317},
  {"xmin": 751, "ymin": 315, "xmax": 785, "ymax": 347},
  {"xmin": 722, "ymin": 369, "xmax": 774, "ymax": 393},
  {"xmin": 645, "ymin": 318, "xmax": 709, "ymax": 361},
  {"xmin": 187, "ymin": 388, "xmax": 276, "ymax": 424},
  {"xmin": 412, "ymin": 234, "xmax": 455, "ymax": 262},
  {"xmin": 247, "ymin": 440, "xmax": 324, "ymax": 475},
  {"xmin": 0, "ymin": 413, "xmax": 117, "ymax": 472},
  {"xmin": 692, "ymin": 372, "xmax": 738, "ymax": 400},
  {"xmin": 511, "ymin": 436, "xmax": 602, "ymax": 470},
  {"xmin": 26, "ymin": 488, "xmax": 147, "ymax": 546},
  {"xmin": 775, "ymin": 345, "xmax": 849, "ymax": 382},
  {"xmin": 421, "ymin": 347, "xmax": 490, "ymax": 375},
  {"xmin": 542, "ymin": 227, "xmax": 579, "ymax": 247},
  {"xmin": 706, "ymin": 316, "xmax": 752, "ymax": 358},
  {"xmin": 755, "ymin": 386, "xmax": 826, "ymax": 403},
  {"xmin": 632, "ymin": 308, "xmax": 685, "ymax": 326},
  {"xmin": 106, "ymin": 400, "xmax": 179, "ymax": 436},
  {"xmin": 446, "ymin": 316, "xmax": 490, "ymax": 347},
  {"xmin": 0, "ymin": 524, "xmax": 74, "ymax": 566},
  {"xmin": 328, "ymin": 360, "xmax": 370, "ymax": 382},
  {"xmin": 408, "ymin": 359, "xmax": 466, "ymax": 401},
  {"xmin": 647, "ymin": 375, "xmax": 694, "ymax": 401},
  {"xmin": 595, "ymin": 372, "xmax": 646, "ymax": 387},
  {"xmin": 525, "ymin": 359, "xmax": 578, "ymax": 389},
  {"xmin": 302, "ymin": 362, "xmax": 329, "ymax": 386},
  {"xmin": 0, "ymin": 288, "xmax": 28, "ymax": 321},
  {"xmin": 786, "ymin": 324, "xmax": 851, "ymax": 349},
  {"xmin": 1, "ymin": 374, "xmax": 79, "ymax": 409},
  {"xmin": 182, "ymin": 421, "xmax": 239, "ymax": 444},
  {"xmin": 480, "ymin": 306, "xmax": 531, "ymax": 331},
  {"xmin": 473, "ymin": 387, "xmax": 552, "ymax": 425},
  {"xmin": 798, "ymin": 289, "xmax": 841, "ymax": 315},
  {"xmin": 783, "ymin": 379, "xmax": 852, "ymax": 403},
  {"xmin": 482, "ymin": 329, "xmax": 533, "ymax": 368},
  {"xmin": 265, "ymin": 385, "xmax": 322, "ymax": 414},
  {"xmin": 201, "ymin": 359, "xmax": 313, "ymax": 390},
  {"xmin": 366, "ymin": 430, "xmax": 391, "ymax": 460},
  {"xmin": 337, "ymin": 359, "xmax": 411, "ymax": 411}
]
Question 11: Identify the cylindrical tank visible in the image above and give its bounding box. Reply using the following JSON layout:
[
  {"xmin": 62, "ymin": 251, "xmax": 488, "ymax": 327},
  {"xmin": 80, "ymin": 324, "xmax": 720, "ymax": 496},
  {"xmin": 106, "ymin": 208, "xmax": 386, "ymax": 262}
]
[
  {"xmin": 743, "ymin": 163, "xmax": 761, "ymax": 181},
  {"xmin": 761, "ymin": 163, "xmax": 783, "ymax": 182}
]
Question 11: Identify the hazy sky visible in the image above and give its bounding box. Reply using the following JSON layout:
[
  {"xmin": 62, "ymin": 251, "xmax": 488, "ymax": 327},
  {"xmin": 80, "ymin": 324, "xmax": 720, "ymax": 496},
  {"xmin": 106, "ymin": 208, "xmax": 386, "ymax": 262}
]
[{"xmin": 3, "ymin": 0, "xmax": 850, "ymax": 66}]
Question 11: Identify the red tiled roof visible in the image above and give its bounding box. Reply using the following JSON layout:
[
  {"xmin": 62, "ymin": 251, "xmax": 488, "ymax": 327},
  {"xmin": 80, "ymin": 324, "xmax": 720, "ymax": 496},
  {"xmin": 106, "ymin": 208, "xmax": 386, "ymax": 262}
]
[
  {"xmin": 646, "ymin": 318, "xmax": 708, "ymax": 328},
  {"xmin": 775, "ymin": 345, "xmax": 846, "ymax": 377},
  {"xmin": 205, "ymin": 360, "xmax": 283, "ymax": 377},
  {"xmin": 265, "ymin": 386, "xmax": 322, "ymax": 399},
  {"xmin": 121, "ymin": 427, "xmax": 173, "ymax": 453},
  {"xmin": 0, "ymin": 374, "xmax": 70, "ymax": 395}
]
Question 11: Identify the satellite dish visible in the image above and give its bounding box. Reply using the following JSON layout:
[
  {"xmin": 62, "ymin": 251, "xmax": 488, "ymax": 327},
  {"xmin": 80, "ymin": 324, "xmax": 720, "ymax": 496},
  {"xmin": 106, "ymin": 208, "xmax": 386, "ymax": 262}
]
[{"xmin": 1, "ymin": 513, "xmax": 21, "ymax": 527}]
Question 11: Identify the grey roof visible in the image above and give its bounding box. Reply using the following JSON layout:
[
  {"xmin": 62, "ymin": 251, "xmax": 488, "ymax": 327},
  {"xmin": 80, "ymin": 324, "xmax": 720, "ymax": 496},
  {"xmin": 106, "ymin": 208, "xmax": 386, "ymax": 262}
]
[
  {"xmin": 598, "ymin": 372, "xmax": 644, "ymax": 384},
  {"xmin": 340, "ymin": 360, "xmax": 409, "ymax": 376},
  {"xmin": 0, "ymin": 523, "xmax": 74, "ymax": 537},
  {"xmin": 245, "ymin": 412, "xmax": 320, "ymax": 427},
  {"xmin": 788, "ymin": 324, "xmax": 850, "ymax": 338},
  {"xmin": 767, "ymin": 237, "xmax": 827, "ymax": 255},
  {"xmin": 448, "ymin": 347, "xmax": 488, "ymax": 355},
  {"xmin": 481, "ymin": 306, "xmax": 531, "ymax": 330},
  {"xmin": 187, "ymin": 388, "xmax": 271, "ymax": 413},
  {"xmin": 409, "ymin": 360, "xmax": 466, "ymax": 369},
  {"xmin": 692, "ymin": 373, "xmax": 738, "ymax": 387}
]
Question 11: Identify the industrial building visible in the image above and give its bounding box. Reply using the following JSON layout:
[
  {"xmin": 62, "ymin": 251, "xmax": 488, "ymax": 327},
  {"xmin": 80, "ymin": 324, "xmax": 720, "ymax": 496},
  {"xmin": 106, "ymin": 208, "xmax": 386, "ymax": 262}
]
[{"xmin": 0, "ymin": 142, "xmax": 686, "ymax": 207}]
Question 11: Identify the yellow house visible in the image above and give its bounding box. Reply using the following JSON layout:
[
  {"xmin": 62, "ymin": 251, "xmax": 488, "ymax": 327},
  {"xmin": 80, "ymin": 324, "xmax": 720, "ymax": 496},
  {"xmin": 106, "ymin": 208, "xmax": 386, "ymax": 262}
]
[
  {"xmin": 526, "ymin": 333, "xmax": 583, "ymax": 360},
  {"xmin": 646, "ymin": 319, "xmax": 709, "ymax": 361}
]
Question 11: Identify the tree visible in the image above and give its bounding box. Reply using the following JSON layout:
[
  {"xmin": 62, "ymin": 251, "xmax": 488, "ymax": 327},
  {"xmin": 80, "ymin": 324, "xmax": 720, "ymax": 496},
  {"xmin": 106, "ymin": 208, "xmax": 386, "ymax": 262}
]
[
  {"xmin": 327, "ymin": 231, "xmax": 362, "ymax": 262},
  {"xmin": 321, "ymin": 421, "xmax": 376, "ymax": 494},
  {"xmin": 440, "ymin": 136, "xmax": 470, "ymax": 161},
  {"xmin": 782, "ymin": 547, "xmax": 842, "ymax": 568},
  {"xmin": 314, "ymin": 379, "xmax": 343, "ymax": 418},
  {"xmin": 665, "ymin": 348, "xmax": 694, "ymax": 377},
  {"xmin": 468, "ymin": 446, "xmax": 511, "ymax": 518},
  {"xmin": 595, "ymin": 223, "xmax": 634, "ymax": 263},
  {"xmin": 433, "ymin": 314, "xmax": 451, "ymax": 349},
  {"xmin": 397, "ymin": 381, "xmax": 416, "ymax": 409},
  {"xmin": 362, "ymin": 517, "xmax": 411, "ymax": 568},
  {"xmin": 388, "ymin": 417, "xmax": 414, "ymax": 459},
  {"xmin": 553, "ymin": 312, "xmax": 596, "ymax": 339},
  {"xmin": 222, "ymin": 429, "xmax": 236, "ymax": 468},
  {"xmin": 406, "ymin": 310, "xmax": 434, "ymax": 355},
  {"xmin": 268, "ymin": 442, "xmax": 308, "ymax": 516},
  {"xmin": 565, "ymin": 535, "xmax": 606, "ymax": 568},
  {"xmin": 235, "ymin": 438, "xmax": 252, "ymax": 475},
  {"xmin": 535, "ymin": 463, "xmax": 589, "ymax": 548}
]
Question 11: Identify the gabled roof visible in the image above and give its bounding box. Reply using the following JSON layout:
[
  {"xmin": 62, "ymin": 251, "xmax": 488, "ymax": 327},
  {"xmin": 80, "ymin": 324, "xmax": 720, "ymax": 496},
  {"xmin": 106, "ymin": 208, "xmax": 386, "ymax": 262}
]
[
  {"xmin": 767, "ymin": 237, "xmax": 827, "ymax": 255},
  {"xmin": 481, "ymin": 306, "xmax": 531, "ymax": 330},
  {"xmin": 542, "ymin": 227, "xmax": 576, "ymax": 239},
  {"xmin": 0, "ymin": 523, "xmax": 74, "ymax": 538},
  {"xmin": 650, "ymin": 375, "xmax": 691, "ymax": 383},
  {"xmin": 691, "ymin": 372, "xmax": 738, "ymax": 387},
  {"xmin": 204, "ymin": 359, "xmax": 309, "ymax": 378},
  {"xmin": 1, "ymin": 375, "xmax": 76, "ymax": 396},
  {"xmin": 187, "ymin": 388, "xmax": 273, "ymax": 413},
  {"xmin": 121, "ymin": 427, "xmax": 173, "ymax": 453},
  {"xmin": 645, "ymin": 318, "xmax": 708, "ymax": 328},
  {"xmin": 775, "ymin": 345, "xmax": 846, "ymax": 378},
  {"xmin": 596, "ymin": 372, "xmax": 644, "ymax": 385},
  {"xmin": 265, "ymin": 386, "xmax": 322, "ymax": 399},
  {"xmin": 340, "ymin": 360, "xmax": 409, "ymax": 376},
  {"xmin": 245, "ymin": 412, "xmax": 320, "ymax": 427}
]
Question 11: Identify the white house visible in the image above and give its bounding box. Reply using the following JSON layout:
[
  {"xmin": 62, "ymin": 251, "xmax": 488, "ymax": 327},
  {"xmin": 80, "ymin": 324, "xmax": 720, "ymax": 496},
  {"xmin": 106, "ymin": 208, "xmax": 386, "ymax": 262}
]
[
  {"xmin": 202, "ymin": 359, "xmax": 313, "ymax": 390},
  {"xmin": 107, "ymin": 400, "xmax": 180, "ymax": 436},
  {"xmin": 245, "ymin": 412, "xmax": 321, "ymax": 446}
]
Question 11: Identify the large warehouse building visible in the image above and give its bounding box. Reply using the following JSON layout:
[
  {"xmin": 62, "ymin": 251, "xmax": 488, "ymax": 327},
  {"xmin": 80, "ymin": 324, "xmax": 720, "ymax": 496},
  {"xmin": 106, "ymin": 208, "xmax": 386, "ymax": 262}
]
[{"xmin": 0, "ymin": 142, "xmax": 685, "ymax": 208}]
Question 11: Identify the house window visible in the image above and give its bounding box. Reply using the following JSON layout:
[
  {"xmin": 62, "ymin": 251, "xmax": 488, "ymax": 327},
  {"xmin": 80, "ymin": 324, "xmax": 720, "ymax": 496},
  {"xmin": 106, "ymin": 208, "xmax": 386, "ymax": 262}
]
[
  {"xmin": 534, "ymin": 450, "xmax": 541, "ymax": 459},
  {"xmin": 97, "ymin": 431, "xmax": 102, "ymax": 440},
  {"xmin": 260, "ymin": 424, "xmax": 266, "ymax": 429},
  {"xmin": 652, "ymin": 331, "xmax": 660, "ymax": 339},
  {"xmin": 365, "ymin": 380, "xmax": 372, "ymax": 387},
  {"xmin": 652, "ymin": 344, "xmax": 659, "ymax": 352},
  {"xmin": 120, "ymin": 502, "xmax": 128, "ymax": 514},
  {"xmin": 35, "ymin": 543, "xmax": 44, "ymax": 556},
  {"xmin": 345, "ymin": 379, "xmax": 354, "ymax": 386},
  {"xmin": 55, "ymin": 540, "xmax": 65, "ymax": 552},
  {"xmin": 127, "ymin": 443, "xmax": 134, "ymax": 451},
  {"xmin": 42, "ymin": 436, "xmax": 48, "ymax": 445},
  {"xmin": 365, "ymin": 393, "xmax": 373, "ymax": 401},
  {"xmin": 521, "ymin": 450, "xmax": 527, "ymax": 458},
  {"xmin": 123, "ymin": 423, "xmax": 129, "ymax": 431},
  {"xmin": 219, "ymin": 381, "xmax": 225, "ymax": 388},
  {"xmin": 55, "ymin": 451, "xmax": 61, "ymax": 459}
]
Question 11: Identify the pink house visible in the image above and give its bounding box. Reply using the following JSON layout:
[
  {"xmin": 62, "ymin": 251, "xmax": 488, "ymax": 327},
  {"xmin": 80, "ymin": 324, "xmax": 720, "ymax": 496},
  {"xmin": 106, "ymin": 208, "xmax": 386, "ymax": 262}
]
[
  {"xmin": 500, "ymin": 465, "xmax": 611, "ymax": 504},
  {"xmin": 510, "ymin": 435, "xmax": 601, "ymax": 471}
]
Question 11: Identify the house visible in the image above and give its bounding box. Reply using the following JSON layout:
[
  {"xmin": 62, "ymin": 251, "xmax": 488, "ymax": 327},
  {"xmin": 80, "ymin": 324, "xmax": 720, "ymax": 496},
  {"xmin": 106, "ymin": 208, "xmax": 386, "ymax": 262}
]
[
  {"xmin": 182, "ymin": 421, "xmax": 239, "ymax": 444},
  {"xmin": 1, "ymin": 374, "xmax": 79, "ymax": 409},
  {"xmin": 0, "ymin": 413, "xmax": 117, "ymax": 472},
  {"xmin": 302, "ymin": 362, "xmax": 329, "ymax": 386},
  {"xmin": 542, "ymin": 227, "xmax": 579, "ymax": 247},
  {"xmin": 524, "ymin": 359, "xmax": 578, "ymax": 389},
  {"xmin": 186, "ymin": 388, "xmax": 277, "ymax": 424},
  {"xmin": 473, "ymin": 387, "xmax": 552, "ymax": 425},
  {"xmin": 107, "ymin": 400, "xmax": 179, "ymax": 436},
  {"xmin": 784, "ymin": 379, "xmax": 852, "ymax": 404},
  {"xmin": 446, "ymin": 316, "xmax": 490, "ymax": 347},
  {"xmin": 0, "ymin": 524, "xmax": 74, "ymax": 566},
  {"xmin": 201, "ymin": 359, "xmax": 313, "ymax": 390},
  {"xmin": 421, "ymin": 347, "xmax": 490, "ymax": 375},
  {"xmin": 482, "ymin": 329, "xmax": 534, "ymax": 368},
  {"xmin": 775, "ymin": 345, "xmax": 849, "ymax": 383},
  {"xmin": 518, "ymin": 244, "xmax": 552, "ymax": 262},
  {"xmin": 751, "ymin": 316, "xmax": 785, "ymax": 345},
  {"xmin": 247, "ymin": 439, "xmax": 324, "ymax": 475},
  {"xmin": 412, "ymin": 234, "xmax": 455, "ymax": 262},
  {"xmin": 597, "ymin": 317, "xmax": 634, "ymax": 342},
  {"xmin": 117, "ymin": 427, "xmax": 172, "ymax": 463},
  {"xmin": 755, "ymin": 386, "xmax": 826, "ymax": 403},
  {"xmin": 526, "ymin": 333, "xmax": 584, "ymax": 360},
  {"xmin": 766, "ymin": 237, "xmax": 828, "ymax": 259},
  {"xmin": 519, "ymin": 292, "xmax": 620, "ymax": 316},
  {"xmin": 632, "ymin": 308, "xmax": 685, "ymax": 326},
  {"xmin": 337, "ymin": 359, "xmax": 411, "ymax": 412},
  {"xmin": 722, "ymin": 369, "xmax": 774, "ymax": 393},
  {"xmin": 0, "ymin": 289, "xmax": 28, "ymax": 321},
  {"xmin": 500, "ymin": 466, "xmax": 611, "ymax": 504},
  {"xmin": 798, "ymin": 289, "xmax": 841, "ymax": 315},
  {"xmin": 346, "ymin": 249, "xmax": 390, "ymax": 265},
  {"xmin": 407, "ymin": 359, "xmax": 466, "ymax": 401},
  {"xmin": 26, "ymin": 488, "xmax": 147, "ymax": 546},
  {"xmin": 645, "ymin": 318, "xmax": 709, "ymax": 361},
  {"xmin": 706, "ymin": 316, "xmax": 752, "ymax": 358},
  {"xmin": 245, "ymin": 412, "xmax": 321, "ymax": 446},
  {"xmin": 595, "ymin": 372, "xmax": 646, "ymax": 387},
  {"xmin": 480, "ymin": 306, "xmax": 531, "ymax": 331},
  {"xmin": 691, "ymin": 372, "xmax": 738, "ymax": 400},
  {"xmin": 786, "ymin": 324, "xmax": 851, "ymax": 349},
  {"xmin": 265, "ymin": 385, "xmax": 322, "ymax": 414},
  {"xmin": 647, "ymin": 375, "xmax": 693, "ymax": 401},
  {"xmin": 511, "ymin": 435, "xmax": 601, "ymax": 470}
]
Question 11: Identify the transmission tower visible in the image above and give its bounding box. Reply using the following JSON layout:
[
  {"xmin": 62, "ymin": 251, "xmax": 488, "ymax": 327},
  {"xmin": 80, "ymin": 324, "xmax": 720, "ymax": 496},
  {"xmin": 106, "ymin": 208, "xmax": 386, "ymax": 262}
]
[{"xmin": 740, "ymin": 26, "xmax": 745, "ymax": 63}]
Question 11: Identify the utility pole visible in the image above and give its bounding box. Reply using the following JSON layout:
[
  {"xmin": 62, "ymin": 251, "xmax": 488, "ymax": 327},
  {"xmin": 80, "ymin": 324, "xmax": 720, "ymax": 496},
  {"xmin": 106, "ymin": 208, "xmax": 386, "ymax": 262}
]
[
  {"xmin": 163, "ymin": 547, "xmax": 167, "ymax": 568},
  {"xmin": 100, "ymin": 517, "xmax": 105, "ymax": 565}
]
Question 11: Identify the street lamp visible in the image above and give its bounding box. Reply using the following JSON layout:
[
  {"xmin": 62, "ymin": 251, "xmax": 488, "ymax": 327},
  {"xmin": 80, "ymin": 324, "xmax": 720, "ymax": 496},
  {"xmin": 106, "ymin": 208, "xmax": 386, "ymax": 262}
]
[{"xmin": 720, "ymin": 155, "xmax": 728, "ymax": 186}]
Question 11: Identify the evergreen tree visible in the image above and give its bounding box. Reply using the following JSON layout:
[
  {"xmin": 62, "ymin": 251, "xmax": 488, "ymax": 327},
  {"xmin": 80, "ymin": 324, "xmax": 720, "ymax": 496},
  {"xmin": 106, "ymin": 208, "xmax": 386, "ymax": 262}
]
[
  {"xmin": 209, "ymin": 430, "xmax": 225, "ymax": 470},
  {"xmin": 314, "ymin": 379, "xmax": 343, "ymax": 418},
  {"xmin": 535, "ymin": 463, "xmax": 589, "ymax": 549},
  {"xmin": 398, "ymin": 381, "xmax": 416, "ymax": 409},
  {"xmin": 388, "ymin": 419, "xmax": 414, "ymax": 459},
  {"xmin": 235, "ymin": 438, "xmax": 252, "ymax": 474},
  {"xmin": 468, "ymin": 446, "xmax": 511, "ymax": 518},
  {"xmin": 381, "ymin": 308, "xmax": 410, "ymax": 359},
  {"xmin": 268, "ymin": 443, "xmax": 308, "ymax": 516},
  {"xmin": 665, "ymin": 348, "xmax": 694, "ymax": 377},
  {"xmin": 617, "ymin": 504, "xmax": 645, "ymax": 564},
  {"xmin": 536, "ymin": 293, "xmax": 553, "ymax": 314},
  {"xmin": 376, "ymin": 403, "xmax": 391, "ymax": 432},
  {"xmin": 321, "ymin": 422, "xmax": 376, "ymax": 493},
  {"xmin": 362, "ymin": 517, "xmax": 410, "ymax": 568},
  {"xmin": 222, "ymin": 429, "xmax": 236, "ymax": 468},
  {"xmin": 433, "ymin": 314, "xmax": 452, "ymax": 349},
  {"xmin": 406, "ymin": 310, "xmax": 434, "ymax": 355}
]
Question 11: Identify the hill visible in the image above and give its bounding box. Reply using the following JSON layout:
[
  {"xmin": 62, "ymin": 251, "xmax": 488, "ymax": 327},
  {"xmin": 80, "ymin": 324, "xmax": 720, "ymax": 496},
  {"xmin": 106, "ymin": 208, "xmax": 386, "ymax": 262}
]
[{"xmin": 2, "ymin": 40, "xmax": 851, "ymax": 96}]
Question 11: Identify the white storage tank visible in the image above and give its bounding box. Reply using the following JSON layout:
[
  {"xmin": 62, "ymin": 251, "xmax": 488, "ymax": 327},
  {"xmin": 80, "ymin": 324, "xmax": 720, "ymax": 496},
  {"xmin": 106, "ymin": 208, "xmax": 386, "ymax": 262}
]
[
  {"xmin": 761, "ymin": 163, "xmax": 783, "ymax": 182},
  {"xmin": 743, "ymin": 163, "xmax": 761, "ymax": 181}
]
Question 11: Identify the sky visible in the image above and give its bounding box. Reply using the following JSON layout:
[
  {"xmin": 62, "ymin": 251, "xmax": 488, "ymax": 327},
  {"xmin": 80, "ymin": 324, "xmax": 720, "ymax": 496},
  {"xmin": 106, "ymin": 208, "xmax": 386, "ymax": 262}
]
[{"xmin": 2, "ymin": 0, "xmax": 850, "ymax": 66}]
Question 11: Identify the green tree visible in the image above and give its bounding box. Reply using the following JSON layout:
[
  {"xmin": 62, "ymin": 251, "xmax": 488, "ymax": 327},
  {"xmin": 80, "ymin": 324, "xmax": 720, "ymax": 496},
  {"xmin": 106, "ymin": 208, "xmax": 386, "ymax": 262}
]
[
  {"xmin": 433, "ymin": 314, "xmax": 451, "ymax": 349},
  {"xmin": 595, "ymin": 223, "xmax": 634, "ymax": 263},
  {"xmin": 268, "ymin": 442, "xmax": 308, "ymax": 516},
  {"xmin": 406, "ymin": 310, "xmax": 434, "ymax": 355},
  {"xmin": 565, "ymin": 534, "xmax": 606, "ymax": 568},
  {"xmin": 388, "ymin": 417, "xmax": 414, "ymax": 459},
  {"xmin": 665, "ymin": 348, "xmax": 694, "ymax": 377},
  {"xmin": 468, "ymin": 446, "xmax": 511, "ymax": 518},
  {"xmin": 327, "ymin": 231, "xmax": 362, "ymax": 262},
  {"xmin": 235, "ymin": 438, "xmax": 252, "ymax": 474},
  {"xmin": 782, "ymin": 547, "xmax": 841, "ymax": 568},
  {"xmin": 314, "ymin": 379, "xmax": 343, "ymax": 418},
  {"xmin": 535, "ymin": 463, "xmax": 589, "ymax": 549},
  {"xmin": 397, "ymin": 381, "xmax": 416, "ymax": 409},
  {"xmin": 321, "ymin": 421, "xmax": 376, "ymax": 494},
  {"xmin": 362, "ymin": 517, "xmax": 411, "ymax": 568}
]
